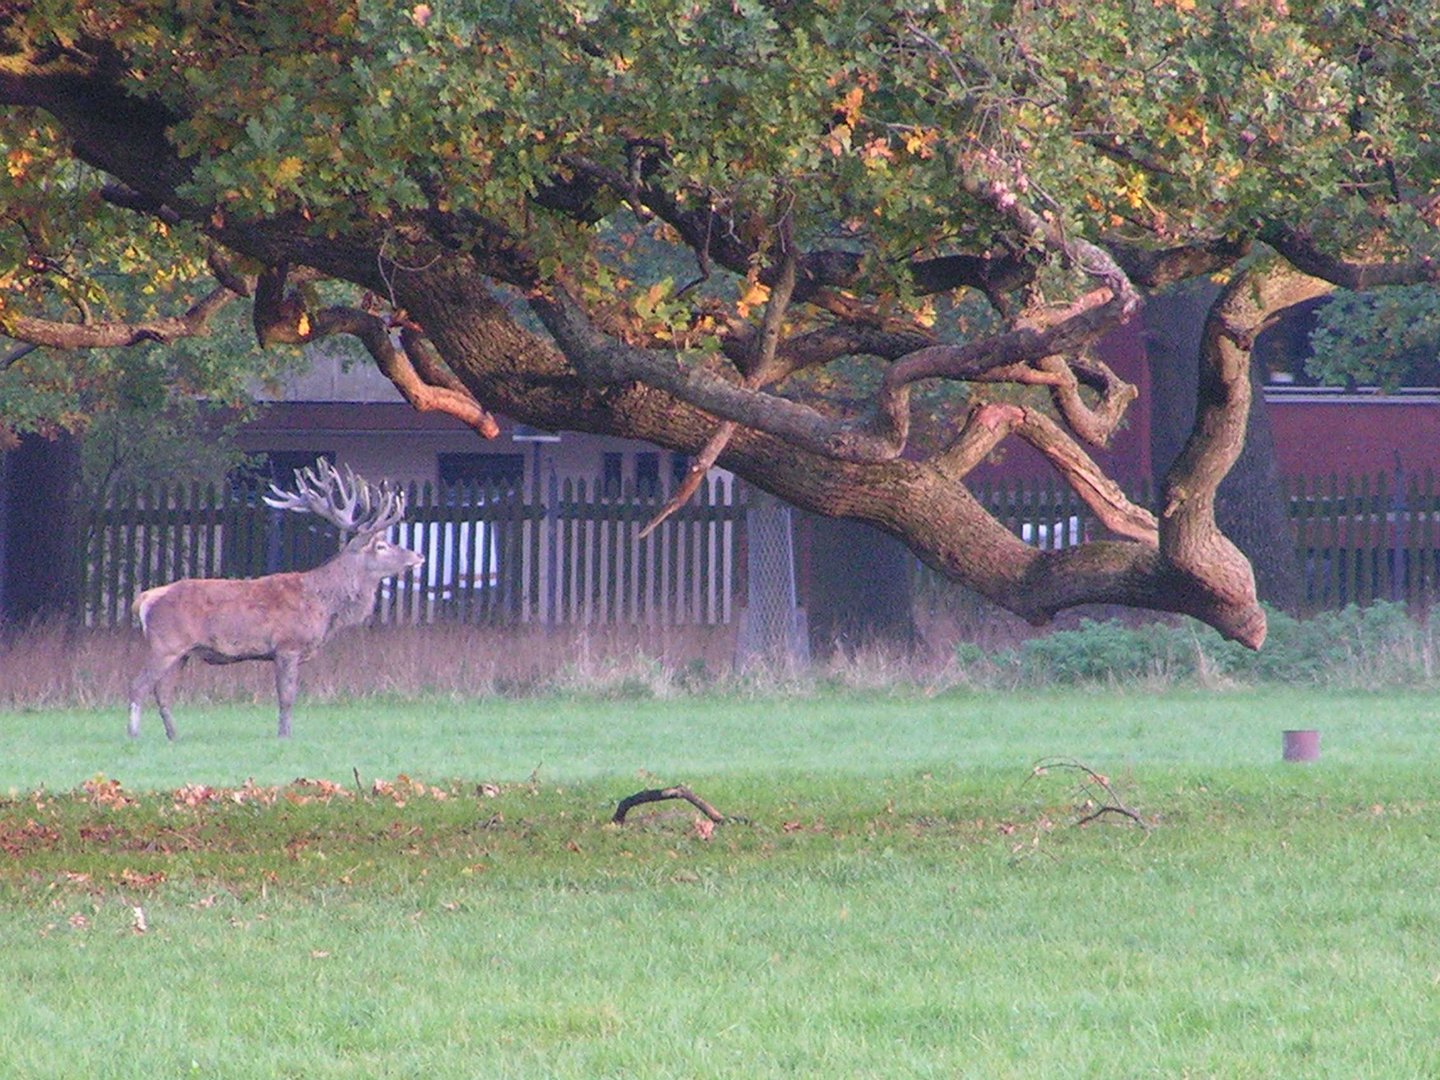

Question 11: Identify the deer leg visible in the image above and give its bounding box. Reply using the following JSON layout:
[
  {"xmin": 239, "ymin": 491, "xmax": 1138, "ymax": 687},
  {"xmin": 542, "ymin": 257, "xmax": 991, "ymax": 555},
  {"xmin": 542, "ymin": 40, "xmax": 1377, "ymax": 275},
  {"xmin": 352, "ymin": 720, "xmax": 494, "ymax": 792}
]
[
  {"xmin": 129, "ymin": 654, "xmax": 182, "ymax": 738},
  {"xmin": 154, "ymin": 663, "xmax": 183, "ymax": 741},
  {"xmin": 275, "ymin": 652, "xmax": 301, "ymax": 738}
]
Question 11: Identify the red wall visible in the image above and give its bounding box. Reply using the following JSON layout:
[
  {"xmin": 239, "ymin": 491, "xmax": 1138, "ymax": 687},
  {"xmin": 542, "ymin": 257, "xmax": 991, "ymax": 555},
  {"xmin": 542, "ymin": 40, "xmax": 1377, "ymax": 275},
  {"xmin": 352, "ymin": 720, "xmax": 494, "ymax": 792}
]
[{"xmin": 1266, "ymin": 394, "xmax": 1440, "ymax": 481}]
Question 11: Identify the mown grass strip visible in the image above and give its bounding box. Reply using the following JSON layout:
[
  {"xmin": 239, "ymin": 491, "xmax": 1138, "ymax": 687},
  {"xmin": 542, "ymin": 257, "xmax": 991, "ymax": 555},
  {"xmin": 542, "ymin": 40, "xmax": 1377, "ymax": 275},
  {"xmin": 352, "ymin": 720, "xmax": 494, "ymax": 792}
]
[{"xmin": 4, "ymin": 690, "xmax": 1440, "ymax": 1077}]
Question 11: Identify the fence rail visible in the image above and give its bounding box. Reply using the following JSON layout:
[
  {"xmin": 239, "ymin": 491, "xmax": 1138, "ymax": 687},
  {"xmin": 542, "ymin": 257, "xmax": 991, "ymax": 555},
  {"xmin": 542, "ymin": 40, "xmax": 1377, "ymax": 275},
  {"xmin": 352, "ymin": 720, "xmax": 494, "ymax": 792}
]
[{"xmin": 81, "ymin": 470, "xmax": 1440, "ymax": 629}]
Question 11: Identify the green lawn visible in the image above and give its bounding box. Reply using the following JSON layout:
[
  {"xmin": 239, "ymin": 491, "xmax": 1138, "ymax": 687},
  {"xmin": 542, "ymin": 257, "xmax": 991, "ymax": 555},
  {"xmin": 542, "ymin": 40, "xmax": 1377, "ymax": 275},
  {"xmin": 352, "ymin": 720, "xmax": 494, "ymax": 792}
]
[
  {"xmin": 3, "ymin": 689, "xmax": 1439, "ymax": 1078},
  {"xmin": 10, "ymin": 686, "xmax": 1440, "ymax": 791}
]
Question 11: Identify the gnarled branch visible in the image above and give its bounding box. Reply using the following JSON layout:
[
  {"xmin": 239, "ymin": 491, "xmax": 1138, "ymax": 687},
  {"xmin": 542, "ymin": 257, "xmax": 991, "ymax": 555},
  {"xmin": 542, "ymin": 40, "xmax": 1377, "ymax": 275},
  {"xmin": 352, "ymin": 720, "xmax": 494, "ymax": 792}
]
[
  {"xmin": 612, "ymin": 785, "xmax": 726, "ymax": 825},
  {"xmin": 1263, "ymin": 223, "xmax": 1440, "ymax": 290},
  {"xmin": 252, "ymin": 263, "xmax": 500, "ymax": 439},
  {"xmin": 0, "ymin": 283, "xmax": 239, "ymax": 349},
  {"xmin": 1157, "ymin": 260, "xmax": 1338, "ymax": 648},
  {"xmin": 935, "ymin": 402, "xmax": 1158, "ymax": 545}
]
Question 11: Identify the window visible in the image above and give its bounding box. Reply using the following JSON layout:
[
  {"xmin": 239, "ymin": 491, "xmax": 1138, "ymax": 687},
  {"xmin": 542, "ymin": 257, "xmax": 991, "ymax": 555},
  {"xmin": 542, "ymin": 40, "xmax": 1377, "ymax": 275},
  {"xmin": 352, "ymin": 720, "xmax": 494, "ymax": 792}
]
[
  {"xmin": 438, "ymin": 453, "xmax": 525, "ymax": 494},
  {"xmin": 230, "ymin": 450, "xmax": 334, "ymax": 498},
  {"xmin": 635, "ymin": 452, "xmax": 660, "ymax": 496},
  {"xmin": 602, "ymin": 452, "xmax": 624, "ymax": 497}
]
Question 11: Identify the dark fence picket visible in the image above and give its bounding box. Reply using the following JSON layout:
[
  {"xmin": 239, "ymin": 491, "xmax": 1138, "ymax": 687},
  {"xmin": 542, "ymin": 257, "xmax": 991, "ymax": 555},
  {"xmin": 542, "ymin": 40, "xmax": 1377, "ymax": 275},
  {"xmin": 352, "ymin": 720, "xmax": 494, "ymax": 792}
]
[{"xmin": 1320, "ymin": 473, "xmax": 1340, "ymax": 608}]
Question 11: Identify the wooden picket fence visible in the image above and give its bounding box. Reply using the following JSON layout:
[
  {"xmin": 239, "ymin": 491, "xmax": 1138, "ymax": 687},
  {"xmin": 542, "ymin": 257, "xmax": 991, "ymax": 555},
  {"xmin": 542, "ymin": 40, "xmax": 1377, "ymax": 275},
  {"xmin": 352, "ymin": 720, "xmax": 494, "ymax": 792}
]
[
  {"xmin": 1287, "ymin": 471, "xmax": 1440, "ymax": 610},
  {"xmin": 79, "ymin": 469, "xmax": 1440, "ymax": 628},
  {"xmin": 82, "ymin": 476, "xmax": 741, "ymax": 628}
]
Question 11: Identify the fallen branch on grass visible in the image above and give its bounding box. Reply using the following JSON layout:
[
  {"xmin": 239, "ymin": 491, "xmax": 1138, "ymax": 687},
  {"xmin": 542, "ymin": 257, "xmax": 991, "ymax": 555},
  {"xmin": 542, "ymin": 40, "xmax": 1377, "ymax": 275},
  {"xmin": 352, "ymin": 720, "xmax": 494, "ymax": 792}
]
[
  {"xmin": 612, "ymin": 785, "xmax": 725, "ymax": 825},
  {"xmin": 1029, "ymin": 757, "xmax": 1148, "ymax": 830}
]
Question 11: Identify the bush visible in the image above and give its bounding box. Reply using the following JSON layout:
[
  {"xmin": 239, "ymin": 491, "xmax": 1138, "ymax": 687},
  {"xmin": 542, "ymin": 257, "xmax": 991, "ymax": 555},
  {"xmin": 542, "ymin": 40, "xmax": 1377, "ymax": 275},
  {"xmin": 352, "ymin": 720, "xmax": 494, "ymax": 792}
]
[
  {"xmin": 1212, "ymin": 601, "xmax": 1425, "ymax": 686},
  {"xmin": 1009, "ymin": 618, "xmax": 1198, "ymax": 685},
  {"xmin": 965, "ymin": 602, "xmax": 1433, "ymax": 689}
]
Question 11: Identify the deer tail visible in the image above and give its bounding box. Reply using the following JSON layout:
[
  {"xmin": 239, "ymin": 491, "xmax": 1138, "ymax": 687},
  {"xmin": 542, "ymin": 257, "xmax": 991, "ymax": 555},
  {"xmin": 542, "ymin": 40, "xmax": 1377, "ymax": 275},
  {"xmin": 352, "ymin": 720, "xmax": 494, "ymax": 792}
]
[{"xmin": 132, "ymin": 585, "xmax": 170, "ymax": 632}]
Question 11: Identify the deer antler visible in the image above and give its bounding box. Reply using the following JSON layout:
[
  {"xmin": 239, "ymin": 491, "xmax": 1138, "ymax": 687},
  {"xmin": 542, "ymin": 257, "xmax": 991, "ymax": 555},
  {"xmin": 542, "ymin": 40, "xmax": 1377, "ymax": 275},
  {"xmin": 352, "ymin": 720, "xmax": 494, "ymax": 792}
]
[{"xmin": 263, "ymin": 460, "xmax": 407, "ymax": 539}]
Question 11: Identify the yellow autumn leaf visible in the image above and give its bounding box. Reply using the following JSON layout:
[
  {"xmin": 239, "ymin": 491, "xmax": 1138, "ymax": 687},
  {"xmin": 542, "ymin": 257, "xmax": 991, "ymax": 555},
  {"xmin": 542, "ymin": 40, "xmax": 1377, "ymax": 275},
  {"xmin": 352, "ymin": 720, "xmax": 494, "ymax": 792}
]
[
  {"xmin": 273, "ymin": 155, "xmax": 304, "ymax": 187},
  {"xmin": 634, "ymin": 281, "xmax": 668, "ymax": 319},
  {"xmin": 736, "ymin": 280, "xmax": 771, "ymax": 318},
  {"xmin": 902, "ymin": 127, "xmax": 938, "ymax": 159},
  {"xmin": 836, "ymin": 85, "xmax": 864, "ymax": 125}
]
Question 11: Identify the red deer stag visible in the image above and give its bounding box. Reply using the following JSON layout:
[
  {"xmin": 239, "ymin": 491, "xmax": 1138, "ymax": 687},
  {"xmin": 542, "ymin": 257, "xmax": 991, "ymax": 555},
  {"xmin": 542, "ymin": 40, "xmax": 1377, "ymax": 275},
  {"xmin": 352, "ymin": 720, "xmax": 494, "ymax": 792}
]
[{"xmin": 128, "ymin": 462, "xmax": 423, "ymax": 739}]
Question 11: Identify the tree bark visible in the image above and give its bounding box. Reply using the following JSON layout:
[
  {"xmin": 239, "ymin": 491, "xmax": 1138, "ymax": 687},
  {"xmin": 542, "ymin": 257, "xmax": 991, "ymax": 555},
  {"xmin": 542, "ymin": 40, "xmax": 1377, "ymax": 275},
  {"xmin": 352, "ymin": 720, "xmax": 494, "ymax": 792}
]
[{"xmin": 1145, "ymin": 282, "xmax": 1304, "ymax": 613}]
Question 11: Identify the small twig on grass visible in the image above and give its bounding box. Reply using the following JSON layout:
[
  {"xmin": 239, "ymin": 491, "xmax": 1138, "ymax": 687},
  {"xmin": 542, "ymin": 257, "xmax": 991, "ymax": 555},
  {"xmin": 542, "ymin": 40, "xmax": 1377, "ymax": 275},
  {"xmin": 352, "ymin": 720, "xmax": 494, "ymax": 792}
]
[
  {"xmin": 612, "ymin": 785, "xmax": 725, "ymax": 825},
  {"xmin": 1029, "ymin": 757, "xmax": 1148, "ymax": 830},
  {"xmin": 353, "ymin": 767, "xmax": 365, "ymax": 799}
]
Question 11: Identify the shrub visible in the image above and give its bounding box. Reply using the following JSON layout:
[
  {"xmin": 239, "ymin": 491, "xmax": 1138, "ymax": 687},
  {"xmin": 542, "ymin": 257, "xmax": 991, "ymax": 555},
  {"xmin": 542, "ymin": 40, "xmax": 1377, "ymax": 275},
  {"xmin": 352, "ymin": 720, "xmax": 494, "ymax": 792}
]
[
  {"xmin": 1009, "ymin": 618, "xmax": 1197, "ymax": 685},
  {"xmin": 963, "ymin": 601, "xmax": 1434, "ymax": 689},
  {"xmin": 1211, "ymin": 601, "xmax": 1425, "ymax": 686}
]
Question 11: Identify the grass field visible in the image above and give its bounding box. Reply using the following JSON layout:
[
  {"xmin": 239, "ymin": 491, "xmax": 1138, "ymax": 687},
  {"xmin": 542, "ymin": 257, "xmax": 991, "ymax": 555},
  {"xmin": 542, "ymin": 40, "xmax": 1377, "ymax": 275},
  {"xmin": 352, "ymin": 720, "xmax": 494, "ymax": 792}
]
[{"xmin": 4, "ymin": 688, "xmax": 1440, "ymax": 1078}]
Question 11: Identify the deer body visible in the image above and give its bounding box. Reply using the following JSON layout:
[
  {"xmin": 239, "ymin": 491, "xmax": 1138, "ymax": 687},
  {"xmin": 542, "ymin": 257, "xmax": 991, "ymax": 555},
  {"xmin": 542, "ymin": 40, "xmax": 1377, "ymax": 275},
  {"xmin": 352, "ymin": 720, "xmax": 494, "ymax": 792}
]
[{"xmin": 128, "ymin": 465, "xmax": 422, "ymax": 739}]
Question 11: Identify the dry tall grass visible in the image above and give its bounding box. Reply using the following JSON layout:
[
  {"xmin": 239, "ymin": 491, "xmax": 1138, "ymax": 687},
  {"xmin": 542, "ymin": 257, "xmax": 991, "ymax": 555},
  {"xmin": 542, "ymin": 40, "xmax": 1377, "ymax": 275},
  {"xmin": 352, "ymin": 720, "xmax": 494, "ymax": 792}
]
[
  {"xmin": 0, "ymin": 612, "xmax": 986, "ymax": 711},
  {"xmin": 0, "ymin": 620, "xmax": 749, "ymax": 710},
  {"xmin": 16, "ymin": 579, "xmax": 1336, "ymax": 712}
]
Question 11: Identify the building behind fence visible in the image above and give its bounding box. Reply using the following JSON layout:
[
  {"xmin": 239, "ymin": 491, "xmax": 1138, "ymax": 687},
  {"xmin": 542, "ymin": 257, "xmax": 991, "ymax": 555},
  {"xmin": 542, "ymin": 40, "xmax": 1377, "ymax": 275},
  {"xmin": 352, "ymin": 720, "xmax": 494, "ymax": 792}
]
[{"xmin": 81, "ymin": 470, "xmax": 1440, "ymax": 629}]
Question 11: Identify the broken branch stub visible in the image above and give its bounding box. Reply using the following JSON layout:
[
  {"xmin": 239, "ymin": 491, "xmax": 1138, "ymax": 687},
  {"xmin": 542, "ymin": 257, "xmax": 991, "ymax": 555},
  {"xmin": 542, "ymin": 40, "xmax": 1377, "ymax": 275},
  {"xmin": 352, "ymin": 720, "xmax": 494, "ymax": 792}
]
[{"xmin": 612, "ymin": 786, "xmax": 726, "ymax": 825}]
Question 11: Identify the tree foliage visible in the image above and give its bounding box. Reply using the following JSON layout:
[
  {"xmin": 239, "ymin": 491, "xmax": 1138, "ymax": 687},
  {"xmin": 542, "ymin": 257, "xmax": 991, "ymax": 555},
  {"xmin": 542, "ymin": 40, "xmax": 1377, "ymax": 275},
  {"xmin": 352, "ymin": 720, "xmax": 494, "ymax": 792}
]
[
  {"xmin": 3, "ymin": 0, "xmax": 1440, "ymax": 645},
  {"xmin": 1309, "ymin": 285, "xmax": 1440, "ymax": 390}
]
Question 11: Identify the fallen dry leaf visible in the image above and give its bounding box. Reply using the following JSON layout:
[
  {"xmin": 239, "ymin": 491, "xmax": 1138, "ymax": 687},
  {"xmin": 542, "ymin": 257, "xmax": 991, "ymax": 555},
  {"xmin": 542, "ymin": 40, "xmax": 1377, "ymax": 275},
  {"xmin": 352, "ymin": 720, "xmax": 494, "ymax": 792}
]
[
  {"xmin": 82, "ymin": 776, "xmax": 134, "ymax": 809},
  {"xmin": 120, "ymin": 868, "xmax": 167, "ymax": 889}
]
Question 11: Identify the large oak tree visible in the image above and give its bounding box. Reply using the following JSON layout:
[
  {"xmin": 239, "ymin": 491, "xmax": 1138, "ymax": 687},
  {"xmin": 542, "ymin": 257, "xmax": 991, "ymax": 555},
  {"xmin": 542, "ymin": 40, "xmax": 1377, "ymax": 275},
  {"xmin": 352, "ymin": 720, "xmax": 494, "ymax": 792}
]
[{"xmin": 3, "ymin": 0, "xmax": 1439, "ymax": 646}]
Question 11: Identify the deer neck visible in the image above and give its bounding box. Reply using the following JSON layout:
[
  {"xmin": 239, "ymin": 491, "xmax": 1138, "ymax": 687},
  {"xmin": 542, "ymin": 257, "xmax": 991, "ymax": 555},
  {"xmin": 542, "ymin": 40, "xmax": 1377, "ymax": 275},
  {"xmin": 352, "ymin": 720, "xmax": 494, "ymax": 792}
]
[{"xmin": 303, "ymin": 550, "xmax": 381, "ymax": 630}]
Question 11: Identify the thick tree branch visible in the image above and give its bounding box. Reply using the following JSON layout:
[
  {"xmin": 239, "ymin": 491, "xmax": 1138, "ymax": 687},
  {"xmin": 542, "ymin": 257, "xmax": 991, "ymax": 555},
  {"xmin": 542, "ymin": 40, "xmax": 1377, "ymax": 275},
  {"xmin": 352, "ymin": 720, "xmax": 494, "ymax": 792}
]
[
  {"xmin": 934, "ymin": 402, "xmax": 1157, "ymax": 544},
  {"xmin": 878, "ymin": 287, "xmax": 1127, "ymax": 415},
  {"xmin": 1012, "ymin": 409, "xmax": 1158, "ymax": 544},
  {"xmin": 971, "ymin": 350, "xmax": 1136, "ymax": 449},
  {"xmin": 1107, "ymin": 236, "xmax": 1253, "ymax": 290},
  {"xmin": 252, "ymin": 264, "xmax": 500, "ymax": 439},
  {"xmin": 1262, "ymin": 223, "xmax": 1440, "ymax": 289},
  {"xmin": 641, "ymin": 226, "xmax": 799, "ymax": 537},
  {"xmin": 529, "ymin": 282, "xmax": 899, "ymax": 460},
  {"xmin": 1155, "ymin": 261, "xmax": 1337, "ymax": 646},
  {"xmin": 744, "ymin": 323, "xmax": 935, "ymax": 374},
  {"xmin": 561, "ymin": 153, "xmax": 1036, "ymax": 309},
  {"xmin": 318, "ymin": 308, "xmax": 501, "ymax": 439},
  {"xmin": 0, "ymin": 283, "xmax": 239, "ymax": 348}
]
